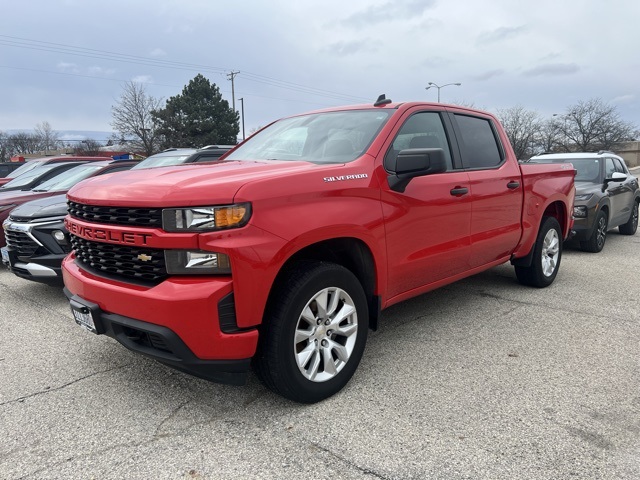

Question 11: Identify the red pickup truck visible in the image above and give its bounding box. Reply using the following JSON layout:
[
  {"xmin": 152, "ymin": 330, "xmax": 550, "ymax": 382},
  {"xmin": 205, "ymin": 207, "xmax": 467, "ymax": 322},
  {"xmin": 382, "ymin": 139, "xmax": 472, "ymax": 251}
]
[{"xmin": 62, "ymin": 99, "xmax": 575, "ymax": 403}]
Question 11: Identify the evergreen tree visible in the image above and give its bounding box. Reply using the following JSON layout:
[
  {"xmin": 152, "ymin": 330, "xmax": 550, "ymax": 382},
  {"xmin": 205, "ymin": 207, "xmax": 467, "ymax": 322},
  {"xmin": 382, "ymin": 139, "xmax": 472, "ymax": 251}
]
[{"xmin": 152, "ymin": 74, "xmax": 239, "ymax": 148}]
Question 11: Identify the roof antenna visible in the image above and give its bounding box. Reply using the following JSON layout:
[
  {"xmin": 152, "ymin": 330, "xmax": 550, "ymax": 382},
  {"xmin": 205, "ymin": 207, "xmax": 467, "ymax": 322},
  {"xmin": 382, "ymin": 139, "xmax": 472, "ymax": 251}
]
[{"xmin": 374, "ymin": 94, "xmax": 392, "ymax": 107}]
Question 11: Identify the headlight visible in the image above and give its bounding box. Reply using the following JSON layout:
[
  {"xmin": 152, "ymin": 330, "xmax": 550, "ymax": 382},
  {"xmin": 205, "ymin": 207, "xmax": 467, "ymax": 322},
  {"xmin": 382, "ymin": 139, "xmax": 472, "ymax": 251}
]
[
  {"xmin": 573, "ymin": 206, "xmax": 588, "ymax": 218},
  {"xmin": 162, "ymin": 203, "xmax": 251, "ymax": 232},
  {"xmin": 164, "ymin": 250, "xmax": 231, "ymax": 275},
  {"xmin": 0, "ymin": 204, "xmax": 16, "ymax": 213},
  {"xmin": 574, "ymin": 193, "xmax": 593, "ymax": 201}
]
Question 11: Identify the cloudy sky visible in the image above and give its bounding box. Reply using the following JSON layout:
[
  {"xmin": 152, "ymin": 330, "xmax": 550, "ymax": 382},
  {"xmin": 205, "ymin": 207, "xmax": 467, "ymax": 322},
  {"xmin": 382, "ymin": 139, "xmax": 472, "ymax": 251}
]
[{"xmin": 1, "ymin": 0, "xmax": 639, "ymax": 140}]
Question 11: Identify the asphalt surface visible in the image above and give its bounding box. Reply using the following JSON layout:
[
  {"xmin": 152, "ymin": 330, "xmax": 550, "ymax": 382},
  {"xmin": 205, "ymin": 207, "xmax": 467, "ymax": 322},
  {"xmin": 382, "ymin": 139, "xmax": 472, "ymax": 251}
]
[{"xmin": 1, "ymin": 233, "xmax": 639, "ymax": 479}]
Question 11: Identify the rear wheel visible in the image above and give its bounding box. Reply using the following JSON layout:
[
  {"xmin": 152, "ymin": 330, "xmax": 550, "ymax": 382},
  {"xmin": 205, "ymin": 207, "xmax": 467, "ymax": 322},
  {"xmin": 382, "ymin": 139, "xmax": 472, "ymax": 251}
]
[
  {"xmin": 515, "ymin": 216, "xmax": 562, "ymax": 288},
  {"xmin": 254, "ymin": 262, "xmax": 368, "ymax": 403},
  {"xmin": 619, "ymin": 200, "xmax": 639, "ymax": 235},
  {"xmin": 581, "ymin": 210, "xmax": 608, "ymax": 252}
]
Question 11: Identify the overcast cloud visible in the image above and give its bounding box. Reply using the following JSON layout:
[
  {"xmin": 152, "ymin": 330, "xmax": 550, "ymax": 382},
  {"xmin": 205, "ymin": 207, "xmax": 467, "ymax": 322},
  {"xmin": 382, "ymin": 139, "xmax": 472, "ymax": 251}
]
[{"xmin": 0, "ymin": 0, "xmax": 638, "ymax": 138}]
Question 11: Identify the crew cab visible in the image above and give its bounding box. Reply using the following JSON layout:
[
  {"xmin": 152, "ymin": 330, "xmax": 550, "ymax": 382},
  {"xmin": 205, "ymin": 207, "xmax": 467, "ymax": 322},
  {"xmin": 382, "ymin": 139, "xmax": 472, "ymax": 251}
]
[{"xmin": 61, "ymin": 99, "xmax": 576, "ymax": 403}]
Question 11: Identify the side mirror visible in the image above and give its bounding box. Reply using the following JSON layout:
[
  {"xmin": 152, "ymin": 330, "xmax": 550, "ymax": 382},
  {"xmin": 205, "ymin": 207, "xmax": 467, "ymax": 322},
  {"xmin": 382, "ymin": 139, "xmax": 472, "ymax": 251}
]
[
  {"xmin": 387, "ymin": 148, "xmax": 447, "ymax": 193},
  {"xmin": 604, "ymin": 171, "xmax": 627, "ymax": 184}
]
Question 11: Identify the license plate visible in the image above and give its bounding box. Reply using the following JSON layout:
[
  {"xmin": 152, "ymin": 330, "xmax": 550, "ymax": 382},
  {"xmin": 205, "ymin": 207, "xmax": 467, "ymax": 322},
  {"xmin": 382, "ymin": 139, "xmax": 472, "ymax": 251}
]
[
  {"xmin": 71, "ymin": 305, "xmax": 97, "ymax": 333},
  {"xmin": 1, "ymin": 247, "xmax": 9, "ymax": 266}
]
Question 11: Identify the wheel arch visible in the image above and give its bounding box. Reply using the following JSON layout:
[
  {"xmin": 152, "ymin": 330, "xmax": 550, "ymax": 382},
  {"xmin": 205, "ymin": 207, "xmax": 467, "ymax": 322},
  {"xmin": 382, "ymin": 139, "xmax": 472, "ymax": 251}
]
[{"xmin": 266, "ymin": 237, "xmax": 380, "ymax": 330}]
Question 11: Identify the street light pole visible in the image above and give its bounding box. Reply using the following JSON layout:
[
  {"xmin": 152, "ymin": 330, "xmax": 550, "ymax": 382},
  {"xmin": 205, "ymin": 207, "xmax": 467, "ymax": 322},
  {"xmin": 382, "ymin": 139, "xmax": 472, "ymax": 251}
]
[
  {"xmin": 239, "ymin": 97, "xmax": 245, "ymax": 142},
  {"xmin": 425, "ymin": 82, "xmax": 462, "ymax": 102}
]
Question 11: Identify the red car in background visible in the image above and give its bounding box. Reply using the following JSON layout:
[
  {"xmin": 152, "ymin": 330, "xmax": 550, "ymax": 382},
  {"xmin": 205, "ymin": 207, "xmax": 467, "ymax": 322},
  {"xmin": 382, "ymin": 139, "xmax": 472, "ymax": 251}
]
[
  {"xmin": 0, "ymin": 156, "xmax": 107, "ymax": 187},
  {"xmin": 0, "ymin": 159, "xmax": 137, "ymax": 248}
]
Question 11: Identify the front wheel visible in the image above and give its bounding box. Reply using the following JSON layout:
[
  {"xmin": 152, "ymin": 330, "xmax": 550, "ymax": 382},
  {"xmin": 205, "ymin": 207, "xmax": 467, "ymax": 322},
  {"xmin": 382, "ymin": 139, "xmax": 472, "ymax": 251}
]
[
  {"xmin": 515, "ymin": 216, "xmax": 562, "ymax": 288},
  {"xmin": 581, "ymin": 210, "xmax": 608, "ymax": 252},
  {"xmin": 254, "ymin": 262, "xmax": 368, "ymax": 403}
]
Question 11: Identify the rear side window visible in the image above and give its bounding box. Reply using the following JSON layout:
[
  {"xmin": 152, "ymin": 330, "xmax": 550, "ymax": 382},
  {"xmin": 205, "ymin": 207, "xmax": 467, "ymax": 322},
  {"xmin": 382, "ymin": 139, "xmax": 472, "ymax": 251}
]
[{"xmin": 454, "ymin": 114, "xmax": 503, "ymax": 169}]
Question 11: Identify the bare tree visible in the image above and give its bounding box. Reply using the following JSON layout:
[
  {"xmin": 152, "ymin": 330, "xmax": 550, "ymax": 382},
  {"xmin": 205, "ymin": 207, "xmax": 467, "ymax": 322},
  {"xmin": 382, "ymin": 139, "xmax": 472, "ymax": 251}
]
[
  {"xmin": 558, "ymin": 98, "xmax": 638, "ymax": 152},
  {"xmin": 534, "ymin": 119, "xmax": 563, "ymax": 154},
  {"xmin": 496, "ymin": 106, "xmax": 542, "ymax": 160},
  {"xmin": 75, "ymin": 139, "xmax": 104, "ymax": 156},
  {"xmin": 111, "ymin": 81, "xmax": 163, "ymax": 156},
  {"xmin": 34, "ymin": 121, "xmax": 60, "ymax": 154},
  {"xmin": 8, "ymin": 132, "xmax": 40, "ymax": 155}
]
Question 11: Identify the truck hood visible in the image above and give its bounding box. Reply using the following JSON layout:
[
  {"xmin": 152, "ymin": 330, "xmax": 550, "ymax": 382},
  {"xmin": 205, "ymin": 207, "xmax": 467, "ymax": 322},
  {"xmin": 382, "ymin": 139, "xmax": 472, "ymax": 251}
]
[
  {"xmin": 9, "ymin": 194, "xmax": 68, "ymax": 220},
  {"xmin": 66, "ymin": 160, "xmax": 317, "ymax": 206}
]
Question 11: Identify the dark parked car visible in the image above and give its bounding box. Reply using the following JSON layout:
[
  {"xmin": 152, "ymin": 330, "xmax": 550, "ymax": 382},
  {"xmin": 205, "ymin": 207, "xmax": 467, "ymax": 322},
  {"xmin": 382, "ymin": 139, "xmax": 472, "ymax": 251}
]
[
  {"xmin": 0, "ymin": 161, "xmax": 91, "ymax": 193},
  {"xmin": 131, "ymin": 145, "xmax": 234, "ymax": 169},
  {"xmin": 0, "ymin": 160, "xmax": 137, "ymax": 280},
  {"xmin": 529, "ymin": 151, "xmax": 640, "ymax": 252},
  {"xmin": 0, "ymin": 156, "xmax": 107, "ymax": 186},
  {"xmin": 0, "ymin": 162, "xmax": 24, "ymax": 178}
]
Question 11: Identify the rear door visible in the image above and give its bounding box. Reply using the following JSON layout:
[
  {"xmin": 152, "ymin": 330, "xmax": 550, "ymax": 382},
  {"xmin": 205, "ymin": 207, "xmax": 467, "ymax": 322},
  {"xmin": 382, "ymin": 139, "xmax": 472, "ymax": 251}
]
[{"xmin": 448, "ymin": 112, "xmax": 523, "ymax": 268}]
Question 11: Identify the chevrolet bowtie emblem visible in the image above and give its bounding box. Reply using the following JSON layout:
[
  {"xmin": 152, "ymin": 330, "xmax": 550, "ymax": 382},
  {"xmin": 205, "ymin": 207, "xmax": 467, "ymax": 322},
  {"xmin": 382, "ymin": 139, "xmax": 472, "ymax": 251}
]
[{"xmin": 137, "ymin": 253, "xmax": 153, "ymax": 262}]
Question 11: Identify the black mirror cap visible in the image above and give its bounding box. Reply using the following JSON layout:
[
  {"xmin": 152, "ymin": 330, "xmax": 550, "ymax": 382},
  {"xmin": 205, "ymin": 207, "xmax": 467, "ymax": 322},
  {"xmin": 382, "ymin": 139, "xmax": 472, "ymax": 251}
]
[{"xmin": 387, "ymin": 148, "xmax": 447, "ymax": 192}]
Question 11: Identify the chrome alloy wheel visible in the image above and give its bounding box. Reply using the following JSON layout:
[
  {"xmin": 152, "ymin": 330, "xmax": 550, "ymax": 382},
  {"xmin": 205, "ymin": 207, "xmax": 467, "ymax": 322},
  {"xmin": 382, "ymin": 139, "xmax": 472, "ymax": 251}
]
[
  {"xmin": 632, "ymin": 203, "xmax": 639, "ymax": 230},
  {"xmin": 294, "ymin": 287, "xmax": 358, "ymax": 382},
  {"xmin": 596, "ymin": 216, "xmax": 607, "ymax": 249},
  {"xmin": 541, "ymin": 228, "xmax": 560, "ymax": 277}
]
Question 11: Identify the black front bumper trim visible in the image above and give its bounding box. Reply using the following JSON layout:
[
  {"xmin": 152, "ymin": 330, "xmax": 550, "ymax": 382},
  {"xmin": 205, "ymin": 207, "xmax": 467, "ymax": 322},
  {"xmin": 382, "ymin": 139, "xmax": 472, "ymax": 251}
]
[{"xmin": 63, "ymin": 288, "xmax": 251, "ymax": 386}]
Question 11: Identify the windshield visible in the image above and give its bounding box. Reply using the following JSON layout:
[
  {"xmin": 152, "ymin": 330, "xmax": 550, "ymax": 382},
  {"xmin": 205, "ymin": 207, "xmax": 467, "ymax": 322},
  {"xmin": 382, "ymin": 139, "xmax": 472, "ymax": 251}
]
[
  {"xmin": 532, "ymin": 158, "xmax": 602, "ymax": 183},
  {"xmin": 0, "ymin": 163, "xmax": 67, "ymax": 189},
  {"xmin": 132, "ymin": 154, "xmax": 191, "ymax": 169},
  {"xmin": 225, "ymin": 109, "xmax": 393, "ymax": 164},
  {"xmin": 33, "ymin": 164, "xmax": 103, "ymax": 191},
  {"xmin": 6, "ymin": 160, "xmax": 43, "ymax": 179}
]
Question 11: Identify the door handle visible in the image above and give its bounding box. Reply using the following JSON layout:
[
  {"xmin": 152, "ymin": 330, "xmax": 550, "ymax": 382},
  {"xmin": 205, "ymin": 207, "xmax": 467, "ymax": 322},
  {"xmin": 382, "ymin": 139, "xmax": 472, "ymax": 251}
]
[
  {"xmin": 450, "ymin": 187, "xmax": 469, "ymax": 196},
  {"xmin": 507, "ymin": 181, "xmax": 520, "ymax": 189}
]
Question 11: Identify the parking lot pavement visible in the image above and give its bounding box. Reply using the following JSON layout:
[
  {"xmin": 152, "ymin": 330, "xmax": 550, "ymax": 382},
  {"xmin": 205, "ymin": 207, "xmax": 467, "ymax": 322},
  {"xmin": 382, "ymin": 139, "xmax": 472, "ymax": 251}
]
[{"xmin": 1, "ymin": 233, "xmax": 639, "ymax": 480}]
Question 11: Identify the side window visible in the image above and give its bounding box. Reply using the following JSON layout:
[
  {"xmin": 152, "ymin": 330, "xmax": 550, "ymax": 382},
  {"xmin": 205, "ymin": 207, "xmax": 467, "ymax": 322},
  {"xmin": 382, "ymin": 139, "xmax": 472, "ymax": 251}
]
[
  {"xmin": 605, "ymin": 158, "xmax": 616, "ymax": 178},
  {"xmin": 99, "ymin": 166, "xmax": 133, "ymax": 175},
  {"xmin": 384, "ymin": 112, "xmax": 453, "ymax": 171},
  {"xmin": 613, "ymin": 158, "xmax": 626, "ymax": 174},
  {"xmin": 454, "ymin": 114, "xmax": 503, "ymax": 169}
]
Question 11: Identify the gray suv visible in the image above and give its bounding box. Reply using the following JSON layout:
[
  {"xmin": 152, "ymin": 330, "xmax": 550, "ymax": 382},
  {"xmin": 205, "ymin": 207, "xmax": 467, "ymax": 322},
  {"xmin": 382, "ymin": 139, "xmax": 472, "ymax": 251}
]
[{"xmin": 529, "ymin": 151, "xmax": 640, "ymax": 252}]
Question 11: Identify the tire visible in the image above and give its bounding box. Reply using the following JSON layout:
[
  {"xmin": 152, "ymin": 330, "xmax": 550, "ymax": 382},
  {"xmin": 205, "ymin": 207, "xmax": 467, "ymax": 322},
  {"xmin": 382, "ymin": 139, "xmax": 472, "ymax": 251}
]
[
  {"xmin": 619, "ymin": 200, "xmax": 639, "ymax": 235},
  {"xmin": 515, "ymin": 216, "xmax": 562, "ymax": 288},
  {"xmin": 580, "ymin": 210, "xmax": 608, "ymax": 253},
  {"xmin": 254, "ymin": 262, "xmax": 369, "ymax": 403}
]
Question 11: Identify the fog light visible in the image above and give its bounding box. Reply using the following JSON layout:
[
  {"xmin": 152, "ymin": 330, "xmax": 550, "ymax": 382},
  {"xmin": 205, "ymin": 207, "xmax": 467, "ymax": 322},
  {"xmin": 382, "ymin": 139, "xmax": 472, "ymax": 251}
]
[
  {"xmin": 52, "ymin": 230, "xmax": 68, "ymax": 244},
  {"xmin": 164, "ymin": 250, "xmax": 231, "ymax": 275}
]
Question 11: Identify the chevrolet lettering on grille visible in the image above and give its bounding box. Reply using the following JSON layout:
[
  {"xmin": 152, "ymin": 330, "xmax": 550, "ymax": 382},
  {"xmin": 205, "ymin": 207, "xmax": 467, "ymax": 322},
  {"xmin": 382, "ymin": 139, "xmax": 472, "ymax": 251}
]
[{"xmin": 65, "ymin": 218, "xmax": 152, "ymax": 246}]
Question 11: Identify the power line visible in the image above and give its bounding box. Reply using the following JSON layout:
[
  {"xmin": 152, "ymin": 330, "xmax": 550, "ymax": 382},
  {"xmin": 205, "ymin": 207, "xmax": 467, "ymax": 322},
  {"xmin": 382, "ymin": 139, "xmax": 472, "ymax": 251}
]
[{"xmin": 0, "ymin": 34, "xmax": 369, "ymax": 103}]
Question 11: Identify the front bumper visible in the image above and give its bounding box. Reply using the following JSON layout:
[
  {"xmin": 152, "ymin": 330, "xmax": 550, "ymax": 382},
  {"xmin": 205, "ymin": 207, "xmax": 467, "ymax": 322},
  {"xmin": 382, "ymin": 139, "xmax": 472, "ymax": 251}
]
[
  {"xmin": 64, "ymin": 288, "xmax": 252, "ymax": 385},
  {"xmin": 62, "ymin": 255, "xmax": 259, "ymax": 383},
  {"xmin": 569, "ymin": 204, "xmax": 598, "ymax": 242},
  {"xmin": 3, "ymin": 217, "xmax": 68, "ymax": 284}
]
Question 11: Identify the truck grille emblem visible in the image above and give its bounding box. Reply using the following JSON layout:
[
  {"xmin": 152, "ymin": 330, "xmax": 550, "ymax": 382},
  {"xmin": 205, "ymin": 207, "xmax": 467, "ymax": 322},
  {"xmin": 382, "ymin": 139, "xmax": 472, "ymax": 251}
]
[{"xmin": 137, "ymin": 253, "xmax": 153, "ymax": 262}]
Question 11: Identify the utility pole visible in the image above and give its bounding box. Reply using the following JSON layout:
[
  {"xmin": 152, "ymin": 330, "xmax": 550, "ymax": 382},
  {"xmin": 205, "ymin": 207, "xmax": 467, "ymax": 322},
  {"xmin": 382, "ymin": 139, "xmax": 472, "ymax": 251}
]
[{"xmin": 227, "ymin": 70, "xmax": 240, "ymax": 112}]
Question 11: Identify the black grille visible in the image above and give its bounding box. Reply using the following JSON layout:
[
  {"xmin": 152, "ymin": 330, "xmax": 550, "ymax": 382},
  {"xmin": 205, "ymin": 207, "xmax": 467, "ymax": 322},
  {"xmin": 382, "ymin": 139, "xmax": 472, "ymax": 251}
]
[
  {"xmin": 70, "ymin": 235, "xmax": 167, "ymax": 283},
  {"xmin": 5, "ymin": 230, "xmax": 39, "ymax": 256},
  {"xmin": 68, "ymin": 201, "xmax": 163, "ymax": 227}
]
